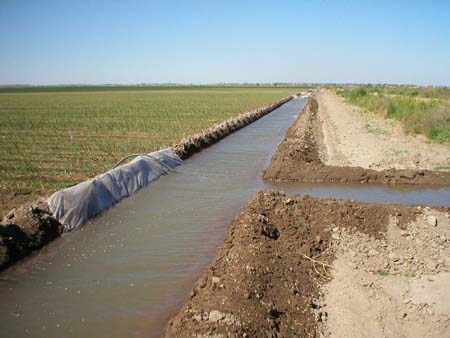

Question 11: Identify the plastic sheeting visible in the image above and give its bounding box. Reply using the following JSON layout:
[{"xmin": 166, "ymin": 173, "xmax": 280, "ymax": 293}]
[{"xmin": 47, "ymin": 149, "xmax": 182, "ymax": 231}]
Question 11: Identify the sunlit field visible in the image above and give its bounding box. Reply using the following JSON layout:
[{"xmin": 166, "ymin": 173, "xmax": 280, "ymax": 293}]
[{"xmin": 0, "ymin": 86, "xmax": 303, "ymax": 214}]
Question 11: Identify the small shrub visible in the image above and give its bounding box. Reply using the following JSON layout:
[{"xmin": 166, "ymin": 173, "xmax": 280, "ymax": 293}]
[
  {"xmin": 356, "ymin": 87, "xmax": 367, "ymax": 97},
  {"xmin": 402, "ymin": 271, "xmax": 417, "ymax": 278},
  {"xmin": 376, "ymin": 269, "xmax": 389, "ymax": 276},
  {"xmin": 427, "ymin": 124, "xmax": 450, "ymax": 143},
  {"xmin": 348, "ymin": 87, "xmax": 367, "ymax": 101},
  {"xmin": 387, "ymin": 102, "xmax": 400, "ymax": 118}
]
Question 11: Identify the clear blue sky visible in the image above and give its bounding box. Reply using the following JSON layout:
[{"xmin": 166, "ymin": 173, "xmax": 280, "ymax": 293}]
[{"xmin": 1, "ymin": 0, "xmax": 449, "ymax": 86}]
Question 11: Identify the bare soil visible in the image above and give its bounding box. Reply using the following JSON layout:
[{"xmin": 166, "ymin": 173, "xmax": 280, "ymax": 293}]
[
  {"xmin": 163, "ymin": 191, "xmax": 424, "ymax": 338},
  {"xmin": 0, "ymin": 198, "xmax": 63, "ymax": 271},
  {"xmin": 264, "ymin": 93, "xmax": 450, "ymax": 185},
  {"xmin": 321, "ymin": 206, "xmax": 450, "ymax": 338}
]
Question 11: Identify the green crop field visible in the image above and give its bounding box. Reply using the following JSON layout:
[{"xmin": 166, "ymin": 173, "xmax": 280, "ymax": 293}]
[
  {"xmin": 0, "ymin": 86, "xmax": 304, "ymax": 215},
  {"xmin": 336, "ymin": 86, "xmax": 450, "ymax": 144}
]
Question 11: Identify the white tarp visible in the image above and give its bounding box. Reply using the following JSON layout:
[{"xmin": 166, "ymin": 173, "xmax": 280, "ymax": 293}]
[{"xmin": 47, "ymin": 149, "xmax": 182, "ymax": 231}]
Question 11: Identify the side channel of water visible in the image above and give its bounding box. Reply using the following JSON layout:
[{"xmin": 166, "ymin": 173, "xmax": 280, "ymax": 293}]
[{"xmin": 0, "ymin": 98, "xmax": 449, "ymax": 338}]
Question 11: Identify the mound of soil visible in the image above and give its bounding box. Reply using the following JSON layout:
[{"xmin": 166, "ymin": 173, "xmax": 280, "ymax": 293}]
[
  {"xmin": 264, "ymin": 97, "xmax": 450, "ymax": 185},
  {"xmin": 173, "ymin": 96, "xmax": 294, "ymax": 160},
  {"xmin": 0, "ymin": 199, "xmax": 63, "ymax": 271},
  {"xmin": 163, "ymin": 191, "xmax": 417, "ymax": 338}
]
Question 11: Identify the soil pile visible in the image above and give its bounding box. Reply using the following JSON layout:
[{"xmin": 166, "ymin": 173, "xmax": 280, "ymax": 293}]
[
  {"xmin": 0, "ymin": 199, "xmax": 63, "ymax": 271},
  {"xmin": 163, "ymin": 191, "xmax": 418, "ymax": 338},
  {"xmin": 264, "ymin": 97, "xmax": 450, "ymax": 185}
]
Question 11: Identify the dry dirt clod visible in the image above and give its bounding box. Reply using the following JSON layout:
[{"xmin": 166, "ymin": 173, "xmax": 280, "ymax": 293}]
[
  {"xmin": 427, "ymin": 215, "xmax": 438, "ymax": 226},
  {"xmin": 0, "ymin": 199, "xmax": 63, "ymax": 271}
]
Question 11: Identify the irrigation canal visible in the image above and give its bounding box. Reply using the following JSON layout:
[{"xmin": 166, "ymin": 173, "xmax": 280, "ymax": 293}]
[{"xmin": 0, "ymin": 98, "xmax": 449, "ymax": 337}]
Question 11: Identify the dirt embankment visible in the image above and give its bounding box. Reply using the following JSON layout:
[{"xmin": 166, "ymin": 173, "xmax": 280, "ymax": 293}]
[
  {"xmin": 162, "ymin": 191, "xmax": 423, "ymax": 338},
  {"xmin": 172, "ymin": 96, "xmax": 294, "ymax": 160},
  {"xmin": 264, "ymin": 94, "xmax": 450, "ymax": 185},
  {"xmin": 0, "ymin": 199, "xmax": 63, "ymax": 271}
]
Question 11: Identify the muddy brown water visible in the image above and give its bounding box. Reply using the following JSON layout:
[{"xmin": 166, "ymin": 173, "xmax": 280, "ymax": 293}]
[
  {"xmin": 278, "ymin": 182, "xmax": 450, "ymax": 206},
  {"xmin": 0, "ymin": 98, "xmax": 449, "ymax": 338}
]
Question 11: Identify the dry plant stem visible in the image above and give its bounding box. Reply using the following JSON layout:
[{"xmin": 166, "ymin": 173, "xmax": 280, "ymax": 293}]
[{"xmin": 302, "ymin": 254, "xmax": 333, "ymax": 279}]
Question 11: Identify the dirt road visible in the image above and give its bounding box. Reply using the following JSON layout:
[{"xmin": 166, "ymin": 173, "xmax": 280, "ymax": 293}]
[
  {"xmin": 264, "ymin": 93, "xmax": 450, "ymax": 185},
  {"xmin": 317, "ymin": 89, "xmax": 450, "ymax": 171}
]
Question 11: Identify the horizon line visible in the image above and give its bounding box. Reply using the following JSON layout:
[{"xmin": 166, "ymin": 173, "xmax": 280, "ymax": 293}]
[{"xmin": 0, "ymin": 82, "xmax": 448, "ymax": 88}]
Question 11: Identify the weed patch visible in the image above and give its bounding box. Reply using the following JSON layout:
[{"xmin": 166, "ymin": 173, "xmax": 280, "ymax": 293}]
[{"xmin": 337, "ymin": 86, "xmax": 450, "ymax": 143}]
